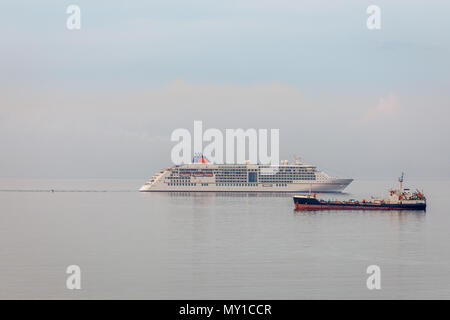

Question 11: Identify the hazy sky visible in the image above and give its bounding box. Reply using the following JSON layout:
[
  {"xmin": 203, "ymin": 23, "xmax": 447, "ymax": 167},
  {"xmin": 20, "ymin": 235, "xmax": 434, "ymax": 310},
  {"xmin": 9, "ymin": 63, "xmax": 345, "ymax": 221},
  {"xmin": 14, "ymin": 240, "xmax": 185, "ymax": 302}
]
[{"xmin": 1, "ymin": 0, "xmax": 449, "ymax": 179}]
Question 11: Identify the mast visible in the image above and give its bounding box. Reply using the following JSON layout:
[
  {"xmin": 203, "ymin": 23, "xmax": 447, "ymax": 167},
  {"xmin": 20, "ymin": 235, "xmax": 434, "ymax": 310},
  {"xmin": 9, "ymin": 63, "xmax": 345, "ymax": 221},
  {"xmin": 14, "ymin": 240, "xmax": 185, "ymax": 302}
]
[{"xmin": 398, "ymin": 172, "xmax": 404, "ymax": 192}]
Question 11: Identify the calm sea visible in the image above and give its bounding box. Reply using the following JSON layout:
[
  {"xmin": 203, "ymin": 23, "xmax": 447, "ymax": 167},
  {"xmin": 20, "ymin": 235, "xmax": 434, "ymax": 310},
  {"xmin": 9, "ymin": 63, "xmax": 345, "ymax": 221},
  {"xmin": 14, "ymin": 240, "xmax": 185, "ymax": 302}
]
[{"xmin": 0, "ymin": 178, "xmax": 449, "ymax": 299}]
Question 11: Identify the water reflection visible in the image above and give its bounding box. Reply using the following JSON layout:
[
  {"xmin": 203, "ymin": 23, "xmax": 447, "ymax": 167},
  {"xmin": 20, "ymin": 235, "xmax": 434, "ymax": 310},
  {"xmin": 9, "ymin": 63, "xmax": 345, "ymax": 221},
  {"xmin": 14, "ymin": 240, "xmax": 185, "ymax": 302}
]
[
  {"xmin": 162, "ymin": 191, "xmax": 343, "ymax": 198},
  {"xmin": 293, "ymin": 208, "xmax": 426, "ymax": 232}
]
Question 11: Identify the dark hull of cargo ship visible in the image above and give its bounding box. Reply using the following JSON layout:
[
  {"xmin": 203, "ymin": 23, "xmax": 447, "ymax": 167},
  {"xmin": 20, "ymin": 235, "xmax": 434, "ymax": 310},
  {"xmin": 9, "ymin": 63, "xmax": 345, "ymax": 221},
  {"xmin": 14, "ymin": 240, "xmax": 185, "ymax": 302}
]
[{"xmin": 293, "ymin": 197, "xmax": 426, "ymax": 211}]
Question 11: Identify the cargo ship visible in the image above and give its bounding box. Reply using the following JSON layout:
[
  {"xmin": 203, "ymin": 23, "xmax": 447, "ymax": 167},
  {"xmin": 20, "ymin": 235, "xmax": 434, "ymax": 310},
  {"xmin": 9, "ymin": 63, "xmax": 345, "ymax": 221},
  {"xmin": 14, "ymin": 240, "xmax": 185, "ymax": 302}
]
[{"xmin": 293, "ymin": 173, "xmax": 426, "ymax": 211}]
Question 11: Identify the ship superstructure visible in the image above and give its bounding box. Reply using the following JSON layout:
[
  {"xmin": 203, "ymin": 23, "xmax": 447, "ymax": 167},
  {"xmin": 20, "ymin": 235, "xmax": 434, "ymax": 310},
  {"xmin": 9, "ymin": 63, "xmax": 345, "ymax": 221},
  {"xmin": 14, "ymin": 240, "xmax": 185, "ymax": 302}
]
[{"xmin": 139, "ymin": 155, "xmax": 352, "ymax": 192}]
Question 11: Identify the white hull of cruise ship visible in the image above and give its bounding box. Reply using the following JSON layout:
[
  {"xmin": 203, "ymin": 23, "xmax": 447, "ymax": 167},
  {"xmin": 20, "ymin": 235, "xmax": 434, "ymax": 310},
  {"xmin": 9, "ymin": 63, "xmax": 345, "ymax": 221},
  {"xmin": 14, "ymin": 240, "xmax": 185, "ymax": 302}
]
[
  {"xmin": 139, "ymin": 180, "xmax": 352, "ymax": 193},
  {"xmin": 139, "ymin": 158, "xmax": 353, "ymax": 193}
]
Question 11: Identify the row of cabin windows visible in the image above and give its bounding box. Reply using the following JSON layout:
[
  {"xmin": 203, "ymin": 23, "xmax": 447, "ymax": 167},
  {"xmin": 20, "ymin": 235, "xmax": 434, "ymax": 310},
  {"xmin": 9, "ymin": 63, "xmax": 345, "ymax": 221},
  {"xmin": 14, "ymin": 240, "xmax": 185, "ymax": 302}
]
[
  {"xmin": 216, "ymin": 174, "xmax": 305, "ymax": 176},
  {"xmin": 170, "ymin": 171, "xmax": 314, "ymax": 176},
  {"xmin": 167, "ymin": 183, "xmax": 289, "ymax": 187},
  {"xmin": 171, "ymin": 173, "xmax": 312, "ymax": 177},
  {"xmin": 217, "ymin": 183, "xmax": 258, "ymax": 187},
  {"xmin": 168, "ymin": 183, "xmax": 210, "ymax": 186},
  {"xmin": 260, "ymin": 177, "xmax": 315, "ymax": 180}
]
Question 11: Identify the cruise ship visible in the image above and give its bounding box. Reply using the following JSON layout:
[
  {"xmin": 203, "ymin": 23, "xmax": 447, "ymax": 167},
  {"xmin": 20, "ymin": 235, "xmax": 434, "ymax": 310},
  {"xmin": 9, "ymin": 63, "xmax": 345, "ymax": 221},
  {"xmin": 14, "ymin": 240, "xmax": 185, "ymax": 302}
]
[{"xmin": 139, "ymin": 155, "xmax": 353, "ymax": 193}]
